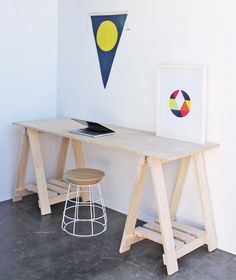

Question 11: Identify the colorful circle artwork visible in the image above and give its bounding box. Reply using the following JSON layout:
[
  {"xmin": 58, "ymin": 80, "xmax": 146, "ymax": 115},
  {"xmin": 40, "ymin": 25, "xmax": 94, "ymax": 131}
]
[{"xmin": 169, "ymin": 90, "xmax": 191, "ymax": 117}]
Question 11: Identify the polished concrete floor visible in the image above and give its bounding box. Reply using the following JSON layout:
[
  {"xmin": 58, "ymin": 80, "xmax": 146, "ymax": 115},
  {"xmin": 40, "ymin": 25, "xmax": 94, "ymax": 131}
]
[{"xmin": 0, "ymin": 195, "xmax": 235, "ymax": 280}]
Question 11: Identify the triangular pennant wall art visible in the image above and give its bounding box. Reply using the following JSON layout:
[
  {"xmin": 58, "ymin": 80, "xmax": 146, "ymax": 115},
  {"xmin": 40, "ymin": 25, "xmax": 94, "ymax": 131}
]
[{"xmin": 91, "ymin": 14, "xmax": 127, "ymax": 88}]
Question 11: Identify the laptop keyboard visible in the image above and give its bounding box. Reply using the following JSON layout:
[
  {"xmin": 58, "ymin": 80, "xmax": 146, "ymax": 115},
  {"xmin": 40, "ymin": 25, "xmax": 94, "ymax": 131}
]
[{"xmin": 80, "ymin": 128, "xmax": 102, "ymax": 136}]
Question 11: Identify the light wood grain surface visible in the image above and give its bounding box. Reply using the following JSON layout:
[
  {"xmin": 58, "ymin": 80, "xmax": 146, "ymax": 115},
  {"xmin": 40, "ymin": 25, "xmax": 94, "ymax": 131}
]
[
  {"xmin": 13, "ymin": 117, "xmax": 218, "ymax": 274},
  {"xmin": 14, "ymin": 118, "xmax": 218, "ymax": 162},
  {"xmin": 65, "ymin": 168, "xmax": 105, "ymax": 185}
]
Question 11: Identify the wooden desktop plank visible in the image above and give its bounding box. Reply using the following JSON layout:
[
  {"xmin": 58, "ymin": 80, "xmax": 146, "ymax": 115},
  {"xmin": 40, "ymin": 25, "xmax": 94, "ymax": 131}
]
[{"xmin": 14, "ymin": 118, "xmax": 218, "ymax": 161}]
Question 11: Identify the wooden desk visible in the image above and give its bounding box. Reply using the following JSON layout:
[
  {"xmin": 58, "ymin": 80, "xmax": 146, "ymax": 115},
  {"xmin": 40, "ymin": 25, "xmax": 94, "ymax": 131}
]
[{"xmin": 13, "ymin": 118, "xmax": 218, "ymax": 275}]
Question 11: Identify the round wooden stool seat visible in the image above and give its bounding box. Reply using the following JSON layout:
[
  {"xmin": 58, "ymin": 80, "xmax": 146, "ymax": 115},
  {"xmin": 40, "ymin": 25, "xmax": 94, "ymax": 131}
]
[
  {"xmin": 62, "ymin": 168, "xmax": 107, "ymax": 237},
  {"xmin": 65, "ymin": 168, "xmax": 105, "ymax": 185}
]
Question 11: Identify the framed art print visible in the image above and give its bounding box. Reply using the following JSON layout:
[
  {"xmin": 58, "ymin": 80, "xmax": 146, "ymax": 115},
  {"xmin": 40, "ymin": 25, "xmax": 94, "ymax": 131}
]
[{"xmin": 156, "ymin": 65, "xmax": 207, "ymax": 144}]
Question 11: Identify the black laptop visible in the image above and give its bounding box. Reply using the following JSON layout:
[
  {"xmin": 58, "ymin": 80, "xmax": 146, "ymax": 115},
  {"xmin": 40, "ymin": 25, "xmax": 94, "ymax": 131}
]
[{"xmin": 69, "ymin": 118, "xmax": 115, "ymax": 138}]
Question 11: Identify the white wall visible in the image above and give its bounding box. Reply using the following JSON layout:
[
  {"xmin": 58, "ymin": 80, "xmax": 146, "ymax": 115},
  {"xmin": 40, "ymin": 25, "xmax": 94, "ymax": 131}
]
[
  {"xmin": 2, "ymin": 0, "xmax": 233, "ymax": 255},
  {"xmin": 57, "ymin": 0, "xmax": 236, "ymax": 255},
  {"xmin": 0, "ymin": 0, "xmax": 58, "ymax": 201}
]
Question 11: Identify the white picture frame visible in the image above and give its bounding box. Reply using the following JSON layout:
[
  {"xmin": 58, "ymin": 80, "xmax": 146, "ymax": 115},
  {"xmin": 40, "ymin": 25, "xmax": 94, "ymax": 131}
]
[{"xmin": 156, "ymin": 65, "xmax": 207, "ymax": 144}]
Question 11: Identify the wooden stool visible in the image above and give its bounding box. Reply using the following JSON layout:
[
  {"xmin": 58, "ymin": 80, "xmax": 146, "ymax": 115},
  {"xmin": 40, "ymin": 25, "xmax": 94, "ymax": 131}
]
[{"xmin": 61, "ymin": 168, "xmax": 107, "ymax": 237}]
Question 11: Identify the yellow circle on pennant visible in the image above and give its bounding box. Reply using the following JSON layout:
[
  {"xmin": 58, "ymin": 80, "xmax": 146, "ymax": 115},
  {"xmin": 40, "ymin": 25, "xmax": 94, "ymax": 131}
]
[{"xmin": 96, "ymin": 20, "xmax": 118, "ymax": 52}]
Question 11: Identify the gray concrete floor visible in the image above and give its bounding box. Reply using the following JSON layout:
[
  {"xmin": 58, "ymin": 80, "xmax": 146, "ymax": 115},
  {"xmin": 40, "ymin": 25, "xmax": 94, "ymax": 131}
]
[{"xmin": 0, "ymin": 195, "xmax": 235, "ymax": 280}]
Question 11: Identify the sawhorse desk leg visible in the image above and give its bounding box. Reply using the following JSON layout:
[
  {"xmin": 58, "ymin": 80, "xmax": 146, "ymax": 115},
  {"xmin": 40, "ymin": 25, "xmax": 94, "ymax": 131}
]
[
  {"xmin": 149, "ymin": 158, "xmax": 179, "ymax": 275},
  {"xmin": 170, "ymin": 156, "xmax": 191, "ymax": 220},
  {"xmin": 13, "ymin": 129, "xmax": 51, "ymax": 215},
  {"xmin": 170, "ymin": 153, "xmax": 217, "ymax": 252},
  {"xmin": 119, "ymin": 156, "xmax": 178, "ymax": 275},
  {"xmin": 119, "ymin": 156, "xmax": 148, "ymax": 253},
  {"xmin": 13, "ymin": 131, "xmax": 90, "ymax": 215},
  {"xmin": 72, "ymin": 139, "xmax": 89, "ymax": 201},
  {"xmin": 27, "ymin": 129, "xmax": 51, "ymax": 215},
  {"xmin": 119, "ymin": 153, "xmax": 216, "ymax": 275},
  {"xmin": 55, "ymin": 137, "xmax": 70, "ymax": 180},
  {"xmin": 194, "ymin": 152, "xmax": 217, "ymax": 251},
  {"xmin": 13, "ymin": 130, "xmax": 31, "ymax": 201}
]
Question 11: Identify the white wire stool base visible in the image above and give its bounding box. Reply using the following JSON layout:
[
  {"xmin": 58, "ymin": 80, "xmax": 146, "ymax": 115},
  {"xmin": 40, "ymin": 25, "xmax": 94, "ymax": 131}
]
[{"xmin": 61, "ymin": 183, "xmax": 107, "ymax": 237}]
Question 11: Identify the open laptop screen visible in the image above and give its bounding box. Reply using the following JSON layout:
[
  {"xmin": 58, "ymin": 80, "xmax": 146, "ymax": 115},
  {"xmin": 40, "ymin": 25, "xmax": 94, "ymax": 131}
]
[{"xmin": 70, "ymin": 118, "xmax": 115, "ymax": 137}]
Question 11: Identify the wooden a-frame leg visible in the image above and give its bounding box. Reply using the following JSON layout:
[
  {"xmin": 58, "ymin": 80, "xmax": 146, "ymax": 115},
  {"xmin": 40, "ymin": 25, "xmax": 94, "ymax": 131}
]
[
  {"xmin": 13, "ymin": 130, "xmax": 31, "ymax": 201},
  {"xmin": 71, "ymin": 139, "xmax": 89, "ymax": 201},
  {"xmin": 169, "ymin": 156, "xmax": 191, "ymax": 220},
  {"xmin": 149, "ymin": 158, "xmax": 179, "ymax": 275},
  {"xmin": 28, "ymin": 129, "xmax": 51, "ymax": 215},
  {"xmin": 119, "ymin": 156, "xmax": 148, "ymax": 253},
  {"xmin": 55, "ymin": 137, "xmax": 70, "ymax": 179},
  {"xmin": 194, "ymin": 152, "xmax": 217, "ymax": 252},
  {"xmin": 72, "ymin": 139, "xmax": 85, "ymax": 168}
]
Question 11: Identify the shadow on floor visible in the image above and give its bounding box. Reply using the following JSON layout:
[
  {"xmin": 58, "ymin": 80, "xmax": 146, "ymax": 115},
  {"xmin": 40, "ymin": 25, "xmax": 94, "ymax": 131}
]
[{"xmin": 0, "ymin": 195, "xmax": 235, "ymax": 280}]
